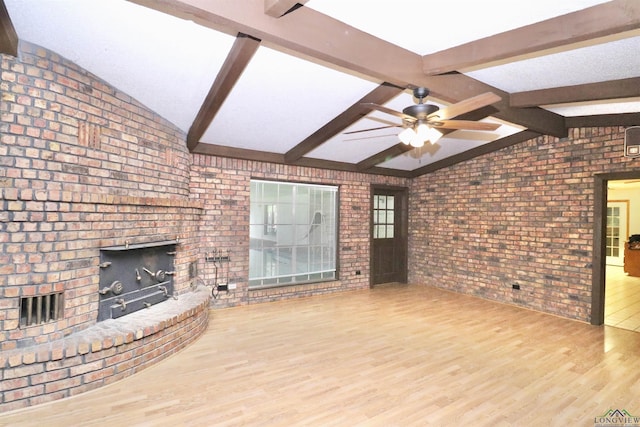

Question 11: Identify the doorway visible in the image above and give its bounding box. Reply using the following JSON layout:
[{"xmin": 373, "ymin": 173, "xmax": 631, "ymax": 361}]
[
  {"xmin": 593, "ymin": 172, "xmax": 640, "ymax": 328},
  {"xmin": 370, "ymin": 186, "xmax": 408, "ymax": 285}
]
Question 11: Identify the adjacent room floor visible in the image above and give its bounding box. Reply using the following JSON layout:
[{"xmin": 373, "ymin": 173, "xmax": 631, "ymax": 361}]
[
  {"xmin": 605, "ymin": 265, "xmax": 640, "ymax": 331},
  {"xmin": 2, "ymin": 284, "xmax": 639, "ymax": 426}
]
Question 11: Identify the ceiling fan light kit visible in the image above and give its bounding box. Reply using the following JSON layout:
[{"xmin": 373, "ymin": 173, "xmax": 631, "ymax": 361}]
[
  {"xmin": 360, "ymin": 87, "xmax": 501, "ymax": 151},
  {"xmin": 399, "ymin": 123, "xmax": 443, "ymax": 148}
]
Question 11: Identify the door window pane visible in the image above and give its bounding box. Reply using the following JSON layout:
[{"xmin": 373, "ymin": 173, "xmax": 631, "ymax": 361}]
[{"xmin": 373, "ymin": 194, "xmax": 395, "ymax": 240}]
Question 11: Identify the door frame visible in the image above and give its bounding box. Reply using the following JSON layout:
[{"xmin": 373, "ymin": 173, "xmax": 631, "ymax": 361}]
[
  {"xmin": 592, "ymin": 171, "xmax": 640, "ymax": 325},
  {"xmin": 370, "ymin": 185, "xmax": 409, "ymax": 287}
]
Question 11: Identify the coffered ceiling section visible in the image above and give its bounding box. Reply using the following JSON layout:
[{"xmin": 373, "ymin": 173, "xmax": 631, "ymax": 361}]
[{"xmin": 3, "ymin": 0, "xmax": 640, "ymax": 177}]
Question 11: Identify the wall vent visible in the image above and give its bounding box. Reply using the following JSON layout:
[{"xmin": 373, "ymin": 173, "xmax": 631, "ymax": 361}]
[
  {"xmin": 20, "ymin": 292, "xmax": 64, "ymax": 327},
  {"xmin": 78, "ymin": 121, "xmax": 101, "ymax": 149},
  {"xmin": 624, "ymin": 126, "xmax": 640, "ymax": 157}
]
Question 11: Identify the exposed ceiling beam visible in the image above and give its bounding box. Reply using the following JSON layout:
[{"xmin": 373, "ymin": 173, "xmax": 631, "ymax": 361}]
[
  {"xmin": 565, "ymin": 112, "xmax": 640, "ymax": 128},
  {"xmin": 426, "ymin": 73, "xmax": 566, "ymax": 137},
  {"xmin": 357, "ymin": 105, "xmax": 500, "ymax": 171},
  {"xmin": 422, "ymin": 0, "xmax": 640, "ymax": 76},
  {"xmin": 264, "ymin": 0, "xmax": 307, "ymax": 18},
  {"xmin": 284, "ymin": 83, "xmax": 404, "ymax": 163},
  {"xmin": 129, "ymin": 0, "xmax": 566, "ymax": 137},
  {"xmin": 192, "ymin": 142, "xmax": 412, "ymax": 177},
  {"xmin": 187, "ymin": 33, "xmax": 260, "ymax": 152},
  {"xmin": 0, "ymin": 0, "xmax": 18, "ymax": 56},
  {"xmin": 357, "ymin": 144, "xmax": 414, "ymax": 171},
  {"xmin": 510, "ymin": 77, "xmax": 640, "ymax": 107},
  {"xmin": 409, "ymin": 130, "xmax": 541, "ymax": 176},
  {"xmin": 192, "ymin": 142, "xmax": 285, "ymax": 163}
]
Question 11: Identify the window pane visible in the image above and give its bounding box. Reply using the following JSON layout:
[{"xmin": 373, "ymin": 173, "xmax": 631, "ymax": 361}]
[
  {"xmin": 375, "ymin": 211, "xmax": 385, "ymax": 224},
  {"xmin": 277, "ymin": 225, "xmax": 294, "ymax": 245},
  {"xmin": 249, "ymin": 180, "xmax": 337, "ymax": 288},
  {"xmin": 387, "ymin": 196, "xmax": 394, "ymax": 209},
  {"xmin": 386, "ymin": 210, "xmax": 394, "ymax": 224},
  {"xmin": 386, "ymin": 225, "xmax": 394, "ymax": 238}
]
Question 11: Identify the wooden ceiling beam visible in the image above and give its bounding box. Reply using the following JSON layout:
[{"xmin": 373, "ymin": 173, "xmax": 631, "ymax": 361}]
[
  {"xmin": 264, "ymin": 0, "xmax": 307, "ymax": 18},
  {"xmin": 0, "ymin": 0, "xmax": 19, "ymax": 56},
  {"xmin": 426, "ymin": 73, "xmax": 566, "ymax": 137},
  {"xmin": 187, "ymin": 33, "xmax": 260, "ymax": 152},
  {"xmin": 422, "ymin": 0, "xmax": 640, "ymax": 76},
  {"xmin": 511, "ymin": 77, "xmax": 640, "ymax": 107},
  {"xmin": 192, "ymin": 142, "xmax": 413, "ymax": 177},
  {"xmin": 566, "ymin": 112, "xmax": 640, "ymax": 128},
  {"xmin": 284, "ymin": 83, "xmax": 404, "ymax": 163},
  {"xmin": 129, "ymin": 0, "xmax": 566, "ymax": 138}
]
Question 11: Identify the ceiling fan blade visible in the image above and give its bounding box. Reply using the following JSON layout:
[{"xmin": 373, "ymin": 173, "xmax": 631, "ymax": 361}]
[
  {"xmin": 427, "ymin": 92, "xmax": 501, "ymax": 122},
  {"xmin": 361, "ymin": 102, "xmax": 416, "ymax": 122},
  {"xmin": 431, "ymin": 120, "xmax": 500, "ymax": 131},
  {"xmin": 344, "ymin": 125, "xmax": 401, "ymax": 135}
]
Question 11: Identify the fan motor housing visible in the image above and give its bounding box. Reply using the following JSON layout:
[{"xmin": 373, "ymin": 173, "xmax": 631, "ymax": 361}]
[{"xmin": 403, "ymin": 103, "xmax": 439, "ymax": 119}]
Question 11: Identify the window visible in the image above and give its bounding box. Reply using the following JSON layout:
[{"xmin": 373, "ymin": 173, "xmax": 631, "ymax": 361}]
[
  {"xmin": 606, "ymin": 205, "xmax": 621, "ymax": 258},
  {"xmin": 249, "ymin": 180, "xmax": 338, "ymax": 288},
  {"xmin": 373, "ymin": 194, "xmax": 395, "ymax": 239}
]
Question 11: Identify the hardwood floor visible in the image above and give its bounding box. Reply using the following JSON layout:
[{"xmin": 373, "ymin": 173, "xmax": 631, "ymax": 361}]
[
  {"xmin": 2, "ymin": 284, "xmax": 640, "ymax": 426},
  {"xmin": 605, "ymin": 265, "xmax": 640, "ymax": 331}
]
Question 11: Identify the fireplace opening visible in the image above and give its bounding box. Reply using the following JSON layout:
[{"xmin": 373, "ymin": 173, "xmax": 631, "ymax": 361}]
[{"xmin": 98, "ymin": 240, "xmax": 177, "ymax": 321}]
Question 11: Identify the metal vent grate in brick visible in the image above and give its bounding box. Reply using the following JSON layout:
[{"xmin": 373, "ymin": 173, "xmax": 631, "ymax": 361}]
[{"xmin": 20, "ymin": 292, "xmax": 64, "ymax": 327}]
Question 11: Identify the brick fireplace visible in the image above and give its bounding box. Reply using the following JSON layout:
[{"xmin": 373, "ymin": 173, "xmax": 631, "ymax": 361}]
[{"xmin": 0, "ymin": 42, "xmax": 210, "ymax": 411}]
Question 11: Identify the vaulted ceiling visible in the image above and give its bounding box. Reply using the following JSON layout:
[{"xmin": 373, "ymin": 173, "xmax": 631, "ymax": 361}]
[{"xmin": 2, "ymin": 0, "xmax": 640, "ymax": 177}]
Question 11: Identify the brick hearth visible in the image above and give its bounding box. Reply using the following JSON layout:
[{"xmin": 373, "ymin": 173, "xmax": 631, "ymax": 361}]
[{"xmin": 0, "ymin": 288, "xmax": 210, "ymax": 412}]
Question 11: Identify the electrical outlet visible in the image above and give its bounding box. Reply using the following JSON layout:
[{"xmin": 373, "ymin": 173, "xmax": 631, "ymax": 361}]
[
  {"xmin": 512, "ymin": 284, "xmax": 520, "ymax": 290},
  {"xmin": 228, "ymin": 283, "xmax": 236, "ymax": 290}
]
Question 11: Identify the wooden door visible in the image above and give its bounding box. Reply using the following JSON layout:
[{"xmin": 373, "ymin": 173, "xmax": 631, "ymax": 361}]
[{"xmin": 371, "ymin": 186, "xmax": 408, "ymax": 285}]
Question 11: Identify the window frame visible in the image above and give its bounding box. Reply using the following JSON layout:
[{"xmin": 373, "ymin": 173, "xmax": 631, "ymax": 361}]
[{"xmin": 249, "ymin": 179, "xmax": 339, "ymax": 289}]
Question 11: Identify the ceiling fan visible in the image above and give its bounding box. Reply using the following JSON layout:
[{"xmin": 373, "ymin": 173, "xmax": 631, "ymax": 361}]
[{"xmin": 353, "ymin": 87, "xmax": 502, "ymax": 148}]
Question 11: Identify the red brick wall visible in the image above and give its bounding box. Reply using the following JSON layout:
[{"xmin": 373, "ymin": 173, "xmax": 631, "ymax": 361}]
[
  {"xmin": 1, "ymin": 42, "xmax": 203, "ymax": 350},
  {"xmin": 190, "ymin": 156, "xmax": 409, "ymax": 307},
  {"xmin": 409, "ymin": 128, "xmax": 636, "ymax": 322}
]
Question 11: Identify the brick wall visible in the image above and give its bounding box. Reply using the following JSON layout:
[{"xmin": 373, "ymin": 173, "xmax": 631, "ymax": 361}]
[
  {"xmin": 409, "ymin": 128, "xmax": 637, "ymax": 322},
  {"xmin": 1, "ymin": 42, "xmax": 203, "ymax": 348},
  {"xmin": 190, "ymin": 156, "xmax": 409, "ymax": 307}
]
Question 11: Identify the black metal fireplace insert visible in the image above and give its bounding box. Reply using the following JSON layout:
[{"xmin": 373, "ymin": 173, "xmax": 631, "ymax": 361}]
[{"xmin": 97, "ymin": 240, "xmax": 177, "ymax": 322}]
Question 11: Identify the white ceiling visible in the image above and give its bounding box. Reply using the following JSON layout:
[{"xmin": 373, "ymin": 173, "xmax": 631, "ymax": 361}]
[{"xmin": 4, "ymin": 0, "xmax": 640, "ymax": 175}]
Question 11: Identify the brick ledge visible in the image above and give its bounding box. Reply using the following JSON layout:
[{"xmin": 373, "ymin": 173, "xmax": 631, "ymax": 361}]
[{"xmin": 0, "ymin": 287, "xmax": 211, "ymax": 412}]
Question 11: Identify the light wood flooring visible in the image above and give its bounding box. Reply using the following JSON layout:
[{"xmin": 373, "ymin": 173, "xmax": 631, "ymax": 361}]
[
  {"xmin": 605, "ymin": 265, "xmax": 640, "ymax": 331},
  {"xmin": 2, "ymin": 284, "xmax": 640, "ymax": 426}
]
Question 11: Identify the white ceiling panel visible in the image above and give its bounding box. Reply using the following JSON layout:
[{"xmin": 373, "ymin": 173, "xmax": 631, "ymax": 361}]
[
  {"xmin": 6, "ymin": 0, "xmax": 235, "ymax": 132},
  {"xmin": 544, "ymin": 97, "xmax": 640, "ymax": 117},
  {"xmin": 305, "ymin": 0, "xmax": 610, "ymax": 55},
  {"xmin": 465, "ymin": 33, "xmax": 640, "ymax": 93},
  {"xmin": 200, "ymin": 45, "xmax": 379, "ymax": 152}
]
